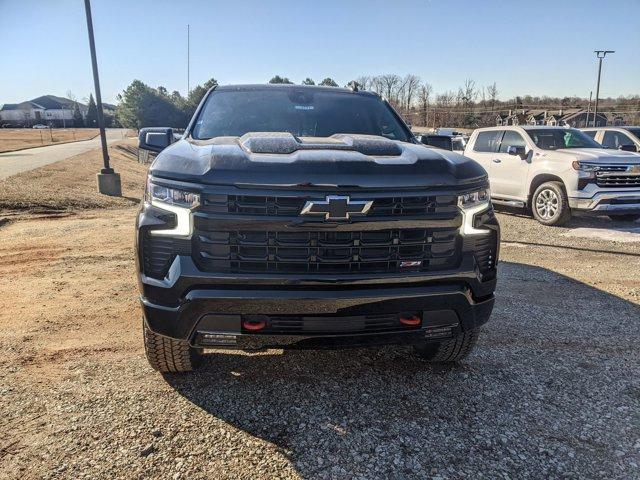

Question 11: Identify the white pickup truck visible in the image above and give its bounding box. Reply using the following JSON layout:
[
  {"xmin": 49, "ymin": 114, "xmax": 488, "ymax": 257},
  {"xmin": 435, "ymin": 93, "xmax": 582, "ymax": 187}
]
[{"xmin": 464, "ymin": 126, "xmax": 640, "ymax": 225}]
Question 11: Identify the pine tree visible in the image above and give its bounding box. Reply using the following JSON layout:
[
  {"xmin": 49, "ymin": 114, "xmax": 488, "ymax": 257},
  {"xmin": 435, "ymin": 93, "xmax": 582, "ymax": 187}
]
[
  {"xmin": 319, "ymin": 78, "xmax": 338, "ymax": 87},
  {"xmin": 269, "ymin": 75, "xmax": 293, "ymax": 84},
  {"xmin": 86, "ymin": 94, "xmax": 99, "ymax": 127},
  {"xmin": 72, "ymin": 102, "xmax": 84, "ymax": 127}
]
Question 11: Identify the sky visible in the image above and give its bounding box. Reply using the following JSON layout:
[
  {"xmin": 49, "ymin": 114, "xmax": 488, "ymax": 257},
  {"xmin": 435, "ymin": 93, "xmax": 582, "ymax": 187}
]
[{"xmin": 1, "ymin": 0, "xmax": 639, "ymax": 105}]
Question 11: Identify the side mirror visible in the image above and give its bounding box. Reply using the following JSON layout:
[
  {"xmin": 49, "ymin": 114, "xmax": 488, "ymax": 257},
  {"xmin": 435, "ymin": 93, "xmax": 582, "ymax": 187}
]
[
  {"xmin": 139, "ymin": 127, "xmax": 174, "ymax": 153},
  {"xmin": 507, "ymin": 145, "xmax": 527, "ymax": 158},
  {"xmin": 619, "ymin": 144, "xmax": 638, "ymax": 152}
]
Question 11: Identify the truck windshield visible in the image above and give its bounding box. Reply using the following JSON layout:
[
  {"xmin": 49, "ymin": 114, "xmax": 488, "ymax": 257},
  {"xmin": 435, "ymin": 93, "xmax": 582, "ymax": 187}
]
[
  {"xmin": 191, "ymin": 88, "xmax": 410, "ymax": 142},
  {"xmin": 526, "ymin": 128, "xmax": 602, "ymax": 150},
  {"xmin": 627, "ymin": 128, "xmax": 640, "ymax": 138}
]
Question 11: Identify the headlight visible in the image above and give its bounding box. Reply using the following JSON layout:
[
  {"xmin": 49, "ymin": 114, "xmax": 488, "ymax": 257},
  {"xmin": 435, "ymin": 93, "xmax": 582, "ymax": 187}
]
[
  {"xmin": 146, "ymin": 179, "xmax": 199, "ymax": 236},
  {"xmin": 458, "ymin": 188, "xmax": 490, "ymax": 209},
  {"xmin": 146, "ymin": 179, "xmax": 200, "ymax": 208},
  {"xmin": 572, "ymin": 161, "xmax": 597, "ymax": 178},
  {"xmin": 458, "ymin": 188, "xmax": 491, "ymax": 235}
]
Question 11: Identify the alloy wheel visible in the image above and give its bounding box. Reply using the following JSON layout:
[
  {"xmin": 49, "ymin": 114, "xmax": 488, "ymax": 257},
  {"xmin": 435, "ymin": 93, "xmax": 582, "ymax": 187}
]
[{"xmin": 535, "ymin": 188, "xmax": 559, "ymax": 220}]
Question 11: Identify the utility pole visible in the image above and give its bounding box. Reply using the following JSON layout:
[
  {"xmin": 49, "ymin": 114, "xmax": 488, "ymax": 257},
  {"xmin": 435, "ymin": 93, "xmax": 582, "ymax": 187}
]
[
  {"xmin": 84, "ymin": 0, "xmax": 121, "ymax": 196},
  {"xmin": 593, "ymin": 50, "xmax": 614, "ymax": 128}
]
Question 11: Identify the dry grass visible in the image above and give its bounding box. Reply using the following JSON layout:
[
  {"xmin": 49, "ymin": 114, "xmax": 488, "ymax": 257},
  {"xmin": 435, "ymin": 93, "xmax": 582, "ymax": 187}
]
[
  {"xmin": 0, "ymin": 138, "xmax": 147, "ymax": 216},
  {"xmin": 0, "ymin": 128, "xmax": 99, "ymax": 153}
]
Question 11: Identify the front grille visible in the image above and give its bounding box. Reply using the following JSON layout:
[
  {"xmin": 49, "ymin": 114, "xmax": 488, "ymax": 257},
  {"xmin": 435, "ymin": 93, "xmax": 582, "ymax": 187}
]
[
  {"xmin": 244, "ymin": 313, "xmax": 410, "ymax": 334},
  {"xmin": 193, "ymin": 228, "xmax": 460, "ymax": 274},
  {"xmin": 596, "ymin": 166, "xmax": 640, "ymax": 188},
  {"xmin": 201, "ymin": 193, "xmax": 458, "ymax": 217}
]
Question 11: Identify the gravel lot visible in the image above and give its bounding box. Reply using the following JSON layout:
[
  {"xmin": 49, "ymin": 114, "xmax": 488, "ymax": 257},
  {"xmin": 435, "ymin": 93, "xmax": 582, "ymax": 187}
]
[{"xmin": 1, "ymin": 153, "xmax": 639, "ymax": 478}]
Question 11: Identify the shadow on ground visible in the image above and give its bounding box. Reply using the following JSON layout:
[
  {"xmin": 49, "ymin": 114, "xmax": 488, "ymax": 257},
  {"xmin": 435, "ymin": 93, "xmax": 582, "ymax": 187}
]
[{"xmin": 164, "ymin": 261, "xmax": 640, "ymax": 478}]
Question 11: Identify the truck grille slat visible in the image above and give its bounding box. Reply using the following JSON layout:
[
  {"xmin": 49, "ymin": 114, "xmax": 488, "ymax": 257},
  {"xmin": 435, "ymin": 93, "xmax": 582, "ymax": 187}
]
[
  {"xmin": 595, "ymin": 166, "xmax": 640, "ymax": 188},
  {"xmin": 201, "ymin": 194, "xmax": 459, "ymax": 217},
  {"xmin": 194, "ymin": 228, "xmax": 460, "ymax": 274},
  {"xmin": 245, "ymin": 313, "xmax": 407, "ymax": 333}
]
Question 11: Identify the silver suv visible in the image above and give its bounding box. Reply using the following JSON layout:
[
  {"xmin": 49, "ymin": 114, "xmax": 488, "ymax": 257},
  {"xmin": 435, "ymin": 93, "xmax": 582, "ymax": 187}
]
[{"xmin": 464, "ymin": 126, "xmax": 640, "ymax": 226}]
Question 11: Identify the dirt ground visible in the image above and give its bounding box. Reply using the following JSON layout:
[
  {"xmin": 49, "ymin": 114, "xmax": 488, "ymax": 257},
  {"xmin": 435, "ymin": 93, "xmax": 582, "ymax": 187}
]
[
  {"xmin": 0, "ymin": 144, "xmax": 639, "ymax": 479},
  {"xmin": 0, "ymin": 128, "xmax": 99, "ymax": 153}
]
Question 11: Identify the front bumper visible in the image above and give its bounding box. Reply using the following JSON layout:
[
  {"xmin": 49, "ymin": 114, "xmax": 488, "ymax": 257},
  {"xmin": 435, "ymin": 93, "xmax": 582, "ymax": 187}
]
[
  {"xmin": 141, "ymin": 283, "xmax": 494, "ymax": 349},
  {"xmin": 569, "ymin": 185, "xmax": 640, "ymax": 213}
]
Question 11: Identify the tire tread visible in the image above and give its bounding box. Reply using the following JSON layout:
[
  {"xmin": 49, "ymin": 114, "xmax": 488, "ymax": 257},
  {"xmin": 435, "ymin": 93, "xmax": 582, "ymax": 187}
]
[
  {"xmin": 143, "ymin": 321, "xmax": 200, "ymax": 373},
  {"xmin": 413, "ymin": 328, "xmax": 480, "ymax": 363}
]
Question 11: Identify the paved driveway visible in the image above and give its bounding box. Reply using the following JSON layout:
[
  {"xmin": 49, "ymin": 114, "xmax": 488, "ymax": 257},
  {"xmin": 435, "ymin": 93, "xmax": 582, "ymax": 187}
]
[{"xmin": 0, "ymin": 129, "xmax": 129, "ymax": 180}]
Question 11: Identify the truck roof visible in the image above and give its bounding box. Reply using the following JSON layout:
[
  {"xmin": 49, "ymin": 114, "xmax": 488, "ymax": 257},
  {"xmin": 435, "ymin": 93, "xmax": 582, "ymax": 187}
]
[
  {"xmin": 473, "ymin": 125, "xmax": 580, "ymax": 132},
  {"xmin": 581, "ymin": 126, "xmax": 640, "ymax": 130},
  {"xmin": 214, "ymin": 83, "xmax": 380, "ymax": 97}
]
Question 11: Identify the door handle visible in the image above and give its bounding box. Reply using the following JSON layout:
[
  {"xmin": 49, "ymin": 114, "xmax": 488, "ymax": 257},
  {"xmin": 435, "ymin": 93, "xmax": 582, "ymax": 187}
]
[{"xmin": 492, "ymin": 159, "xmax": 501, "ymax": 163}]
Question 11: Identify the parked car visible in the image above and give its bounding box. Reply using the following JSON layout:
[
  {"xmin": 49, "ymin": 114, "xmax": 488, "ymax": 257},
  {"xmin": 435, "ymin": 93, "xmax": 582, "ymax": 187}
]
[
  {"xmin": 450, "ymin": 134, "xmax": 469, "ymax": 152},
  {"xmin": 464, "ymin": 126, "xmax": 640, "ymax": 226},
  {"xmin": 581, "ymin": 126, "xmax": 640, "ymax": 152},
  {"xmin": 415, "ymin": 133, "xmax": 453, "ymax": 150},
  {"xmin": 415, "ymin": 133, "xmax": 469, "ymax": 152},
  {"xmin": 32, "ymin": 124, "xmax": 48, "ymax": 129},
  {"xmin": 136, "ymin": 84, "xmax": 499, "ymax": 372}
]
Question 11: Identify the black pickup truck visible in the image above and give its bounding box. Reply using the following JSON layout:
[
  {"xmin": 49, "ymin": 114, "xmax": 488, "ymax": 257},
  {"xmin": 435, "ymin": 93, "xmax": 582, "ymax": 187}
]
[{"xmin": 136, "ymin": 84, "xmax": 499, "ymax": 372}]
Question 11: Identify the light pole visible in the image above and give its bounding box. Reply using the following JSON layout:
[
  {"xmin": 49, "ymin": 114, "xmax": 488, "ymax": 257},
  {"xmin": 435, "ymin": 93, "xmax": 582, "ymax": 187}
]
[
  {"xmin": 84, "ymin": 0, "xmax": 121, "ymax": 196},
  {"xmin": 592, "ymin": 50, "xmax": 614, "ymax": 128},
  {"xmin": 187, "ymin": 24, "xmax": 190, "ymax": 95}
]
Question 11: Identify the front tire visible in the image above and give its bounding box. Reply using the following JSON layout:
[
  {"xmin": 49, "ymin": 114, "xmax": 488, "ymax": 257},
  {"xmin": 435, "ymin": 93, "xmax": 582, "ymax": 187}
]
[
  {"xmin": 143, "ymin": 320, "xmax": 203, "ymax": 373},
  {"xmin": 413, "ymin": 328, "xmax": 480, "ymax": 363},
  {"xmin": 531, "ymin": 181, "xmax": 571, "ymax": 226},
  {"xmin": 608, "ymin": 214, "xmax": 640, "ymax": 222}
]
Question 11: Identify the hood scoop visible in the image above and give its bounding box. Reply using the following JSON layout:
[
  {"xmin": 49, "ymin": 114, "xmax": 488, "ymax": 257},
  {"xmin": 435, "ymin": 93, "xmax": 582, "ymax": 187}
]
[{"xmin": 239, "ymin": 132, "xmax": 403, "ymax": 157}]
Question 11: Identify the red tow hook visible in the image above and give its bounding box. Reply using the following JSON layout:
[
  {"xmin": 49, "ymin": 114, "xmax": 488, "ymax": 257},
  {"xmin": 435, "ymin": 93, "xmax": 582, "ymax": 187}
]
[
  {"xmin": 242, "ymin": 319, "xmax": 266, "ymax": 331},
  {"xmin": 399, "ymin": 314, "xmax": 422, "ymax": 327}
]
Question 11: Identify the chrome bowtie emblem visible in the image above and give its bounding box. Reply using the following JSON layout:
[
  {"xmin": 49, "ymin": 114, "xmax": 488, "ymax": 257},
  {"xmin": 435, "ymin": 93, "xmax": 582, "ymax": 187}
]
[
  {"xmin": 300, "ymin": 195, "xmax": 373, "ymax": 220},
  {"xmin": 628, "ymin": 164, "xmax": 640, "ymax": 174}
]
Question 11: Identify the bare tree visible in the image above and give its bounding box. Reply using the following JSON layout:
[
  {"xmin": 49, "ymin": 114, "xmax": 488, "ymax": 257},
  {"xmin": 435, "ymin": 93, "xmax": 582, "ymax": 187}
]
[
  {"xmin": 435, "ymin": 91, "xmax": 456, "ymax": 128},
  {"xmin": 378, "ymin": 74, "xmax": 402, "ymax": 105},
  {"xmin": 402, "ymin": 74, "xmax": 421, "ymax": 114},
  {"xmin": 456, "ymin": 78, "xmax": 478, "ymax": 127},
  {"xmin": 417, "ymin": 83, "xmax": 433, "ymax": 127},
  {"xmin": 486, "ymin": 82, "xmax": 498, "ymax": 113},
  {"xmin": 354, "ymin": 76, "xmax": 372, "ymax": 90}
]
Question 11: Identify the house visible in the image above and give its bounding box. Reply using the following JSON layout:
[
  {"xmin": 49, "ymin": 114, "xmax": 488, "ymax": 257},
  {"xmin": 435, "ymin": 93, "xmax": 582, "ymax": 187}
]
[
  {"xmin": 496, "ymin": 109, "xmax": 528, "ymax": 126},
  {"xmin": 0, "ymin": 95, "xmax": 115, "ymax": 127},
  {"xmin": 526, "ymin": 110, "xmax": 547, "ymax": 125},
  {"xmin": 495, "ymin": 108, "xmax": 608, "ymax": 128},
  {"xmin": 560, "ymin": 110, "xmax": 606, "ymax": 127},
  {"xmin": 495, "ymin": 113, "xmax": 510, "ymax": 126}
]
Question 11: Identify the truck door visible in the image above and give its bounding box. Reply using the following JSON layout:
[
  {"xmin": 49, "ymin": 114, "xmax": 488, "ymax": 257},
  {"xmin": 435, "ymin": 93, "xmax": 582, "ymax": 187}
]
[
  {"xmin": 490, "ymin": 130, "xmax": 530, "ymax": 200},
  {"xmin": 468, "ymin": 130, "xmax": 503, "ymax": 184}
]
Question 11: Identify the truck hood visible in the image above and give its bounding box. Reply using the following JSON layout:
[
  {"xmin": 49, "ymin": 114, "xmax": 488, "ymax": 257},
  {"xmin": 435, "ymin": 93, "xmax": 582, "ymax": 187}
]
[
  {"xmin": 539, "ymin": 147, "xmax": 640, "ymax": 164},
  {"xmin": 150, "ymin": 132, "xmax": 487, "ymax": 189}
]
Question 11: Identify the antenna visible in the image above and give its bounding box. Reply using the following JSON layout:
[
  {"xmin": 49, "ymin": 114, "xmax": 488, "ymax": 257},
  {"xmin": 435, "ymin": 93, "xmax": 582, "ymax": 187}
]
[{"xmin": 187, "ymin": 24, "xmax": 190, "ymax": 95}]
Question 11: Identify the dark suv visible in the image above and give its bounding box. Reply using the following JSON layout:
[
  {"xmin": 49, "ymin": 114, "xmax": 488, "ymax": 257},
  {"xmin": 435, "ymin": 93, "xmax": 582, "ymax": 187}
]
[{"xmin": 136, "ymin": 84, "xmax": 499, "ymax": 372}]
